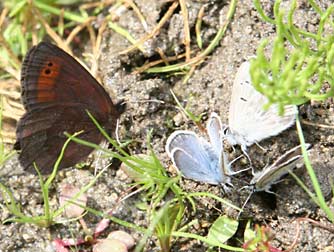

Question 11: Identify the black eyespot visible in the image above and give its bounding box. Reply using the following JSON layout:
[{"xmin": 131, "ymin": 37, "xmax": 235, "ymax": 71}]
[
  {"xmin": 45, "ymin": 69, "xmax": 51, "ymax": 75},
  {"xmin": 47, "ymin": 62, "xmax": 53, "ymax": 67}
]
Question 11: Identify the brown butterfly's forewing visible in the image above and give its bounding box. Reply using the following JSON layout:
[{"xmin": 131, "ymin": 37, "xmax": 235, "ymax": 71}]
[{"xmin": 15, "ymin": 42, "xmax": 122, "ymax": 174}]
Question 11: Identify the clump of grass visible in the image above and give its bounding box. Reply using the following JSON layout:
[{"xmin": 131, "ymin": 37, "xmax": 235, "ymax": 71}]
[
  {"xmin": 68, "ymin": 112, "xmax": 243, "ymax": 251},
  {"xmin": 0, "ymin": 97, "xmax": 15, "ymax": 166},
  {"xmin": 0, "ymin": 132, "xmax": 91, "ymax": 227},
  {"xmin": 2, "ymin": 0, "xmax": 85, "ymax": 56},
  {"xmin": 251, "ymin": 0, "xmax": 334, "ymax": 114}
]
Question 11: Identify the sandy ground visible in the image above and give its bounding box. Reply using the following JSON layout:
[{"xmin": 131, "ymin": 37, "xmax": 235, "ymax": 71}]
[{"xmin": 1, "ymin": 0, "xmax": 334, "ymax": 251}]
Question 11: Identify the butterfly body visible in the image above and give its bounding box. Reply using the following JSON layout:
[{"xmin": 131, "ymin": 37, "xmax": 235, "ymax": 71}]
[{"xmin": 15, "ymin": 42, "xmax": 122, "ymax": 174}]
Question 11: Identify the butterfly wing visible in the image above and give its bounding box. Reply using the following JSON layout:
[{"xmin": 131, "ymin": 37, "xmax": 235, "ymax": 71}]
[
  {"xmin": 171, "ymin": 148, "xmax": 221, "ymax": 184},
  {"xmin": 166, "ymin": 131, "xmax": 224, "ymax": 185},
  {"xmin": 16, "ymin": 105, "xmax": 105, "ymax": 173},
  {"xmin": 16, "ymin": 42, "xmax": 121, "ymax": 173},
  {"xmin": 227, "ymin": 61, "xmax": 297, "ymax": 146},
  {"xmin": 206, "ymin": 113, "xmax": 234, "ymax": 176},
  {"xmin": 251, "ymin": 143, "xmax": 312, "ymax": 192},
  {"xmin": 21, "ymin": 42, "xmax": 117, "ymax": 118},
  {"xmin": 206, "ymin": 112, "xmax": 223, "ymax": 155}
]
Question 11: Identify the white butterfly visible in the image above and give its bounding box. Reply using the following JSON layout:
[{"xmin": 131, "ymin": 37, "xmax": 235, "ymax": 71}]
[
  {"xmin": 223, "ymin": 61, "xmax": 298, "ymax": 153},
  {"xmin": 165, "ymin": 113, "xmax": 235, "ymax": 192}
]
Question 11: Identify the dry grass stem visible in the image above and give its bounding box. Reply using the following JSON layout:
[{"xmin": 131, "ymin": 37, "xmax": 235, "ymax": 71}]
[
  {"xmin": 133, "ymin": 52, "xmax": 188, "ymax": 74},
  {"xmin": 301, "ymin": 119, "xmax": 334, "ymax": 129},
  {"xmin": 120, "ymin": 1, "xmax": 179, "ymax": 55},
  {"xmin": 179, "ymin": 0, "xmax": 191, "ymax": 61},
  {"xmin": 80, "ymin": 0, "xmax": 116, "ymax": 10},
  {"xmin": 65, "ymin": 17, "xmax": 96, "ymax": 46},
  {"xmin": 123, "ymin": 0, "xmax": 148, "ymax": 31}
]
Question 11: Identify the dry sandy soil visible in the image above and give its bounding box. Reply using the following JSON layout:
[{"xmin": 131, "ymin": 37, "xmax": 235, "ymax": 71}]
[{"xmin": 0, "ymin": 0, "xmax": 334, "ymax": 251}]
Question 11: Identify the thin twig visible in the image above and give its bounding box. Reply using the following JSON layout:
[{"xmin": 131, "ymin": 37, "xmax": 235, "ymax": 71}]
[
  {"xmin": 287, "ymin": 217, "xmax": 334, "ymax": 252},
  {"xmin": 133, "ymin": 52, "xmax": 187, "ymax": 74},
  {"xmin": 119, "ymin": 1, "xmax": 179, "ymax": 54},
  {"xmin": 195, "ymin": 5, "xmax": 205, "ymax": 49},
  {"xmin": 179, "ymin": 0, "xmax": 191, "ymax": 61},
  {"xmin": 92, "ymin": 19, "xmax": 109, "ymax": 79},
  {"xmin": 65, "ymin": 17, "xmax": 95, "ymax": 46},
  {"xmin": 80, "ymin": 0, "xmax": 115, "ymax": 10},
  {"xmin": 145, "ymin": 0, "xmax": 237, "ymax": 74},
  {"xmin": 301, "ymin": 119, "xmax": 334, "ymax": 129},
  {"xmin": 0, "ymin": 9, "xmax": 21, "ymax": 72},
  {"xmin": 0, "ymin": 8, "xmax": 8, "ymax": 28},
  {"xmin": 156, "ymin": 48, "xmax": 170, "ymax": 65},
  {"xmin": 34, "ymin": 7, "xmax": 70, "ymax": 52},
  {"xmin": 123, "ymin": 0, "xmax": 148, "ymax": 31}
]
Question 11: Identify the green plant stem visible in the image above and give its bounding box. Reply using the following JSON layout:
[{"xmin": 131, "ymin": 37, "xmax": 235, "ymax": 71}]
[
  {"xmin": 296, "ymin": 116, "xmax": 334, "ymax": 222},
  {"xmin": 34, "ymin": 0, "xmax": 86, "ymax": 23},
  {"xmin": 108, "ymin": 20, "xmax": 145, "ymax": 53},
  {"xmin": 172, "ymin": 231, "xmax": 243, "ymax": 251},
  {"xmin": 253, "ymin": 0, "xmax": 276, "ymax": 24}
]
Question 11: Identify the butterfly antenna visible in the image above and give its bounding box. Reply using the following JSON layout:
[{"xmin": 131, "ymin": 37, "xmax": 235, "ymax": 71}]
[
  {"xmin": 115, "ymin": 119, "xmax": 121, "ymax": 145},
  {"xmin": 237, "ymin": 186, "xmax": 254, "ymax": 219}
]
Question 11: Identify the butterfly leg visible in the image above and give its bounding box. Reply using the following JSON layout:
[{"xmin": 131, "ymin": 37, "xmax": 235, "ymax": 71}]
[
  {"xmin": 227, "ymin": 155, "xmax": 251, "ymax": 175},
  {"xmin": 264, "ymin": 188, "xmax": 281, "ymax": 198},
  {"xmin": 241, "ymin": 144, "xmax": 253, "ymax": 168},
  {"xmin": 220, "ymin": 181, "xmax": 234, "ymax": 194},
  {"xmin": 255, "ymin": 141, "xmax": 267, "ymax": 152}
]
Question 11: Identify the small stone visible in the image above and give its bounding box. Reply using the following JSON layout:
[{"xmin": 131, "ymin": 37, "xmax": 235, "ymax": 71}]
[
  {"xmin": 59, "ymin": 183, "xmax": 87, "ymax": 218},
  {"xmin": 107, "ymin": 230, "xmax": 135, "ymax": 249},
  {"xmin": 93, "ymin": 238, "xmax": 127, "ymax": 252},
  {"xmin": 173, "ymin": 112, "xmax": 184, "ymax": 126}
]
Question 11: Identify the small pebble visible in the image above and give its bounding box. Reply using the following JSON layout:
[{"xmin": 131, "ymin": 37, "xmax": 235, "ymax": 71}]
[
  {"xmin": 93, "ymin": 238, "xmax": 127, "ymax": 252},
  {"xmin": 59, "ymin": 183, "xmax": 87, "ymax": 218},
  {"xmin": 107, "ymin": 230, "xmax": 135, "ymax": 249}
]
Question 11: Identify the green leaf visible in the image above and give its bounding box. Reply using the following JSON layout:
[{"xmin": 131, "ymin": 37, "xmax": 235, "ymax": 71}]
[
  {"xmin": 207, "ymin": 215, "xmax": 238, "ymax": 244},
  {"xmin": 243, "ymin": 220, "xmax": 256, "ymax": 243}
]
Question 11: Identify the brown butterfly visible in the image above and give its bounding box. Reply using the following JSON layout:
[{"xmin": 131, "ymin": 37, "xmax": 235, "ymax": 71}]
[{"xmin": 15, "ymin": 42, "xmax": 124, "ymax": 174}]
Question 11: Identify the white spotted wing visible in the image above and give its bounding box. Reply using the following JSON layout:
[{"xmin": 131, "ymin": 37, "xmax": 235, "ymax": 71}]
[{"xmin": 225, "ymin": 61, "xmax": 297, "ymax": 149}]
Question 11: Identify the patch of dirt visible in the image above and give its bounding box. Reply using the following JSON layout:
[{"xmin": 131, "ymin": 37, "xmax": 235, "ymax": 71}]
[{"xmin": 1, "ymin": 0, "xmax": 334, "ymax": 251}]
